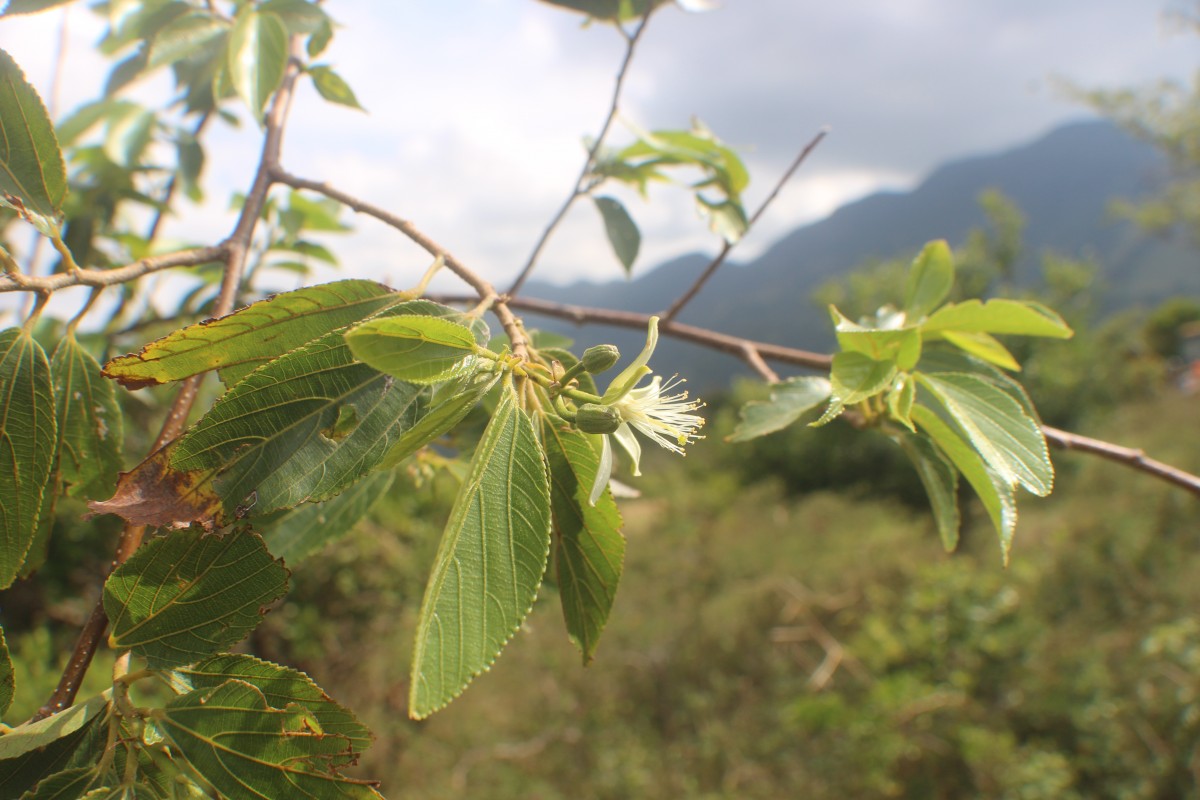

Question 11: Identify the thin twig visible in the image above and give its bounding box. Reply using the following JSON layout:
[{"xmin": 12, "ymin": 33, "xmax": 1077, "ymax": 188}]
[
  {"xmin": 454, "ymin": 292, "xmax": 833, "ymax": 371},
  {"xmin": 270, "ymin": 168, "xmax": 529, "ymax": 359},
  {"xmin": 34, "ymin": 53, "xmax": 307, "ymax": 723},
  {"xmin": 0, "ymin": 246, "xmax": 228, "ymax": 294},
  {"xmin": 506, "ymin": 17, "xmax": 651, "ymax": 298},
  {"xmin": 660, "ymin": 128, "xmax": 827, "ymax": 323},
  {"xmin": 439, "ymin": 292, "xmax": 1200, "ymax": 498},
  {"xmin": 1042, "ymin": 425, "xmax": 1200, "ymax": 498}
]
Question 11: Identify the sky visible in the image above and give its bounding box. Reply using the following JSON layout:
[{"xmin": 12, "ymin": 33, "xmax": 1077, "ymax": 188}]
[{"xmin": 1, "ymin": 0, "xmax": 1196, "ymax": 303}]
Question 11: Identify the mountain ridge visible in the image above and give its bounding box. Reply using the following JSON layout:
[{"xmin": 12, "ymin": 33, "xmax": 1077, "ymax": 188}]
[{"xmin": 522, "ymin": 120, "xmax": 1196, "ymax": 389}]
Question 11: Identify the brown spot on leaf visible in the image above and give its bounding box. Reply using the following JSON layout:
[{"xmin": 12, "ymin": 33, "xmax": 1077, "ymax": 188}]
[{"xmin": 88, "ymin": 444, "xmax": 225, "ymax": 529}]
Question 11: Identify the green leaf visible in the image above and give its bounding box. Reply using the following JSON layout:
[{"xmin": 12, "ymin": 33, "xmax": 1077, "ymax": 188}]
[
  {"xmin": 345, "ymin": 314, "xmax": 479, "ymax": 385},
  {"xmin": 146, "ymin": 11, "xmax": 229, "ymax": 69},
  {"xmin": 104, "ymin": 530, "xmax": 288, "ymax": 669},
  {"xmin": 0, "ymin": 692, "xmax": 109, "ymax": 799},
  {"xmin": 939, "ymin": 330, "xmax": 1020, "ymax": 371},
  {"xmin": 259, "ymin": 0, "xmax": 330, "ymax": 35},
  {"xmin": 536, "ymin": 0, "xmax": 670, "ymax": 21},
  {"xmin": 895, "ymin": 431, "xmax": 960, "ymax": 551},
  {"xmin": 727, "ymin": 376, "xmax": 831, "ymax": 442},
  {"xmin": 542, "ymin": 419, "xmax": 624, "ymax": 664},
  {"xmin": 0, "ymin": 47, "xmax": 67, "ymax": 217},
  {"xmin": 916, "ymin": 371, "xmax": 1053, "ymax": 496},
  {"xmin": 831, "ymin": 306, "xmax": 922, "ymax": 369},
  {"xmin": 410, "ymin": 381, "xmax": 552, "ymax": 718},
  {"xmin": 51, "ymin": 336, "xmax": 123, "ymax": 499},
  {"xmin": 593, "ymin": 195, "xmax": 640, "ymax": 274},
  {"xmin": 306, "ymin": 18, "xmax": 333, "ymax": 57},
  {"xmin": 2, "ymin": 0, "xmax": 77, "ymax": 15},
  {"xmin": 912, "ymin": 405, "xmax": 1017, "ymax": 562},
  {"xmin": 103, "ymin": 280, "xmax": 399, "ymax": 388},
  {"xmin": 256, "ymin": 469, "xmax": 393, "ymax": 565},
  {"xmin": 903, "ymin": 239, "xmax": 954, "ymax": 319},
  {"xmin": 0, "ymin": 328, "xmax": 56, "ymax": 589},
  {"xmin": 227, "ymin": 9, "xmax": 288, "ymax": 119},
  {"xmin": 696, "ymin": 195, "xmax": 747, "ymax": 244},
  {"xmin": 158, "ymin": 680, "xmax": 382, "ymax": 798},
  {"xmin": 174, "ymin": 653, "xmax": 371, "ymax": 768},
  {"xmin": 19, "ymin": 766, "xmax": 98, "ymax": 800},
  {"xmin": 377, "ymin": 370, "xmax": 500, "ymax": 470},
  {"xmin": 0, "ymin": 626, "xmax": 12, "ymax": 718},
  {"xmin": 812, "ymin": 351, "xmax": 897, "ymax": 427},
  {"xmin": 922, "ymin": 298, "xmax": 1073, "ymax": 339},
  {"xmin": 887, "ymin": 373, "xmax": 916, "ymax": 432},
  {"xmin": 307, "ymin": 65, "xmax": 364, "ymax": 110}
]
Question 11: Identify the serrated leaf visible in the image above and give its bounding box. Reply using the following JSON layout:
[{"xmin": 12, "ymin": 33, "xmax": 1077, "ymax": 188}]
[
  {"xmin": 88, "ymin": 444, "xmax": 224, "ymax": 530},
  {"xmin": 158, "ymin": 680, "xmax": 382, "ymax": 798},
  {"xmin": 19, "ymin": 766, "xmax": 98, "ymax": 800},
  {"xmin": 896, "ymin": 431, "xmax": 960, "ymax": 551},
  {"xmin": 0, "ymin": 692, "xmax": 109, "ymax": 799},
  {"xmin": 307, "ymin": 65, "xmax": 363, "ymax": 110},
  {"xmin": 903, "ymin": 239, "xmax": 954, "ymax": 319},
  {"xmin": 103, "ymin": 280, "xmax": 399, "ymax": 388},
  {"xmin": 377, "ymin": 370, "xmax": 500, "ymax": 470},
  {"xmin": 256, "ymin": 469, "xmax": 392, "ymax": 565},
  {"xmin": 174, "ymin": 653, "xmax": 371, "ymax": 767},
  {"xmin": 922, "ymin": 298, "xmax": 1073, "ymax": 339},
  {"xmin": 410, "ymin": 382, "xmax": 552, "ymax": 718},
  {"xmin": 51, "ymin": 336, "xmax": 123, "ymax": 499},
  {"xmin": 146, "ymin": 11, "xmax": 229, "ymax": 69},
  {"xmin": 812, "ymin": 351, "xmax": 896, "ymax": 427},
  {"xmin": 227, "ymin": 9, "xmax": 288, "ymax": 119},
  {"xmin": 887, "ymin": 373, "xmax": 916, "ymax": 432},
  {"xmin": 0, "ymin": 626, "xmax": 12, "ymax": 718},
  {"xmin": 542, "ymin": 419, "xmax": 624, "ymax": 664},
  {"xmin": 104, "ymin": 530, "xmax": 288, "ymax": 669},
  {"xmin": 728, "ymin": 376, "xmax": 831, "ymax": 442},
  {"xmin": 0, "ymin": 48, "xmax": 66, "ymax": 217},
  {"xmin": 260, "ymin": 0, "xmax": 329, "ymax": 34},
  {"xmin": 593, "ymin": 195, "xmax": 640, "ymax": 274},
  {"xmin": 940, "ymin": 330, "xmax": 1020, "ymax": 371},
  {"xmin": 0, "ymin": 328, "xmax": 56, "ymax": 589},
  {"xmin": 345, "ymin": 314, "xmax": 479, "ymax": 385},
  {"xmin": 912, "ymin": 405, "xmax": 1016, "ymax": 562},
  {"xmin": 831, "ymin": 306, "xmax": 922, "ymax": 368},
  {"xmin": 917, "ymin": 371, "xmax": 1053, "ymax": 496},
  {"xmin": 101, "ymin": 304, "xmax": 479, "ymax": 528},
  {"xmin": 918, "ymin": 349, "xmax": 1040, "ymax": 421}
]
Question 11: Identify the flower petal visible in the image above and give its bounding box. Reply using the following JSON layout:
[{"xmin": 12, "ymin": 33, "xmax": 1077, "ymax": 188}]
[
  {"xmin": 612, "ymin": 421, "xmax": 643, "ymax": 477},
  {"xmin": 589, "ymin": 432, "xmax": 614, "ymax": 506},
  {"xmin": 601, "ymin": 316, "xmax": 660, "ymax": 403}
]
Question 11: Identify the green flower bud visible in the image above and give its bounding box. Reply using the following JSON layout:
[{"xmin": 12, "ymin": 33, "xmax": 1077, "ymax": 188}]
[
  {"xmin": 581, "ymin": 344, "xmax": 620, "ymax": 375},
  {"xmin": 574, "ymin": 403, "xmax": 622, "ymax": 434}
]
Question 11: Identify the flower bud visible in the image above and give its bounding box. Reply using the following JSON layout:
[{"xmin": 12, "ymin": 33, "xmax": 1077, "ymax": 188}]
[
  {"xmin": 581, "ymin": 344, "xmax": 620, "ymax": 375},
  {"xmin": 574, "ymin": 403, "xmax": 622, "ymax": 434}
]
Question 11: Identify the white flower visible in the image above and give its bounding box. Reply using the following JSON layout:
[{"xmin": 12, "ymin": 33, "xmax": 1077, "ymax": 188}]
[{"xmin": 588, "ymin": 318, "xmax": 705, "ymax": 505}]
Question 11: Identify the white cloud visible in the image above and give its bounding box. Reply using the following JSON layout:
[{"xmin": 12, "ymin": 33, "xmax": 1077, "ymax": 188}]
[{"xmin": 0, "ymin": 0, "xmax": 1193, "ymax": 299}]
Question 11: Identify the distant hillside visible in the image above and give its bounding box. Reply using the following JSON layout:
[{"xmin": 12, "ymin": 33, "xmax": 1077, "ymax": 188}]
[{"xmin": 523, "ymin": 120, "xmax": 1197, "ymax": 389}]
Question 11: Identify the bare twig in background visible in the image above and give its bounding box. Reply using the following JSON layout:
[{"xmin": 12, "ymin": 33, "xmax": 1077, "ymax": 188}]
[
  {"xmin": 660, "ymin": 128, "xmax": 828, "ymax": 323},
  {"xmin": 506, "ymin": 17, "xmax": 651, "ymax": 297},
  {"xmin": 1042, "ymin": 425, "xmax": 1200, "ymax": 497},
  {"xmin": 271, "ymin": 168, "xmax": 530, "ymax": 359},
  {"xmin": 437, "ymin": 292, "xmax": 1200, "ymax": 499},
  {"xmin": 0, "ymin": 246, "xmax": 229, "ymax": 295}
]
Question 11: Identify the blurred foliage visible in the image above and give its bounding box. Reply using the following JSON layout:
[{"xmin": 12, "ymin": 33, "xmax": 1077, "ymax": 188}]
[{"xmin": 226, "ymin": 388, "xmax": 1199, "ymax": 799}]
